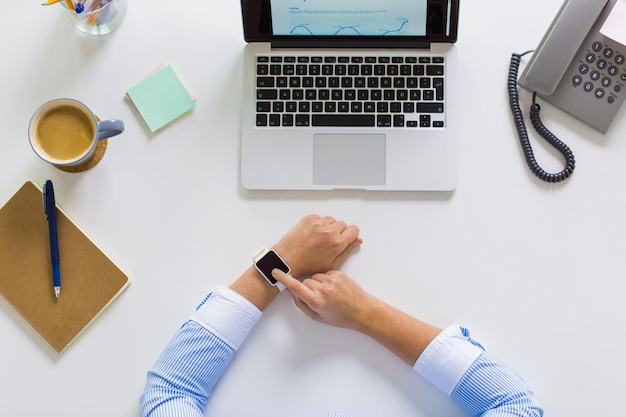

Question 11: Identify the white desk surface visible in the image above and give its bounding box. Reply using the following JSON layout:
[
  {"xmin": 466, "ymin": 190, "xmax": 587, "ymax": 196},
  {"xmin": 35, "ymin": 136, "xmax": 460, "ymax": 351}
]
[{"xmin": 1, "ymin": 1, "xmax": 625, "ymax": 416}]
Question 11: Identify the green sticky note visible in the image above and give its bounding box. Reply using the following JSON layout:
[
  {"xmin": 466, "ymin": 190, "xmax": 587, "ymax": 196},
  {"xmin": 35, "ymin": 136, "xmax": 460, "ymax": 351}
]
[{"xmin": 126, "ymin": 64, "xmax": 196, "ymax": 132}]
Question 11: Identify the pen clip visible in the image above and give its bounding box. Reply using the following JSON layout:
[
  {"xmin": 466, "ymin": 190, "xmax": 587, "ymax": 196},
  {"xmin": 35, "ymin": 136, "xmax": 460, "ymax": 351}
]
[{"xmin": 43, "ymin": 180, "xmax": 55, "ymax": 221}]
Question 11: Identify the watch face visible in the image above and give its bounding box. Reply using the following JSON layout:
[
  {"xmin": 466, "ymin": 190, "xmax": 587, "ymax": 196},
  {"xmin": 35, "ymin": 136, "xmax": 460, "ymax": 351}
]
[{"xmin": 256, "ymin": 250, "xmax": 289, "ymax": 284}]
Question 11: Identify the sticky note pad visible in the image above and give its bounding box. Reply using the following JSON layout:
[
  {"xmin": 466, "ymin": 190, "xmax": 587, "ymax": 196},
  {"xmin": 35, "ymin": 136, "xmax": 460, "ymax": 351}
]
[{"xmin": 126, "ymin": 64, "xmax": 196, "ymax": 132}]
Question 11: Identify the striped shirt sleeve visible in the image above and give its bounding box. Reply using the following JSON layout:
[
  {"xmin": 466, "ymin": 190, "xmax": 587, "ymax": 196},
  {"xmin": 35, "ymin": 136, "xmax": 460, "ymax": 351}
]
[
  {"xmin": 414, "ymin": 324, "xmax": 543, "ymax": 417},
  {"xmin": 140, "ymin": 286, "xmax": 262, "ymax": 417}
]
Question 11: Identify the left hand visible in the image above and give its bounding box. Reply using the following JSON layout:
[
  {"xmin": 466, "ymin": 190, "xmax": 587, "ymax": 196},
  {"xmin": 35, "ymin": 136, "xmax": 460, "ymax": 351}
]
[{"xmin": 272, "ymin": 214, "xmax": 362, "ymax": 278}]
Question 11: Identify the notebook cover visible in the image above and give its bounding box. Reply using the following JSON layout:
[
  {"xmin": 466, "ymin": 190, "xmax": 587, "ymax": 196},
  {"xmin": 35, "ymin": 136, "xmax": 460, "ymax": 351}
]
[{"xmin": 0, "ymin": 182, "xmax": 130, "ymax": 353}]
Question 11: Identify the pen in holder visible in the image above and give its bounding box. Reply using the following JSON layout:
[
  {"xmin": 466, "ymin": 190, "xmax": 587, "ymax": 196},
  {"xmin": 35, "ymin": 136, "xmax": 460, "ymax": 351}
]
[{"xmin": 60, "ymin": 0, "xmax": 127, "ymax": 36}]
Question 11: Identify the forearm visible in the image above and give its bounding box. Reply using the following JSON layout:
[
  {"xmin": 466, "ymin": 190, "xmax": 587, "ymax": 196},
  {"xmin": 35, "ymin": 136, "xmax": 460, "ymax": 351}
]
[
  {"xmin": 353, "ymin": 297, "xmax": 442, "ymax": 366},
  {"xmin": 141, "ymin": 321, "xmax": 235, "ymax": 417},
  {"xmin": 229, "ymin": 266, "xmax": 280, "ymax": 311},
  {"xmin": 141, "ymin": 287, "xmax": 262, "ymax": 417},
  {"xmin": 415, "ymin": 325, "xmax": 543, "ymax": 417},
  {"xmin": 451, "ymin": 351, "xmax": 543, "ymax": 416}
]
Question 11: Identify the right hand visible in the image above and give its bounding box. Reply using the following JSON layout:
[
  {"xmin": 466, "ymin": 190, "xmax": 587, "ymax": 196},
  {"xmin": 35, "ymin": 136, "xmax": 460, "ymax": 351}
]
[
  {"xmin": 271, "ymin": 269, "xmax": 375, "ymax": 331},
  {"xmin": 273, "ymin": 268, "xmax": 443, "ymax": 366}
]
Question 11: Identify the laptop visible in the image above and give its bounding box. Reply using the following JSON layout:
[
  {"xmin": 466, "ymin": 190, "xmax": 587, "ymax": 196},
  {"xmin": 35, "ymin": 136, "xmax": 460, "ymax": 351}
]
[{"xmin": 240, "ymin": 0, "xmax": 460, "ymax": 191}]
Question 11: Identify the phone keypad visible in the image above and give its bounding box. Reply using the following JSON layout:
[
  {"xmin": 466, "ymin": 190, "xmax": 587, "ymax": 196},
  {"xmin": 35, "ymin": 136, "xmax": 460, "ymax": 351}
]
[{"xmin": 574, "ymin": 40, "xmax": 625, "ymax": 105}]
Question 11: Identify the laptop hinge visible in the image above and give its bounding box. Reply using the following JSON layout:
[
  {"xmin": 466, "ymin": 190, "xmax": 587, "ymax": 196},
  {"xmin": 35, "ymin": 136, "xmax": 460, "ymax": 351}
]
[{"xmin": 270, "ymin": 38, "xmax": 431, "ymax": 50}]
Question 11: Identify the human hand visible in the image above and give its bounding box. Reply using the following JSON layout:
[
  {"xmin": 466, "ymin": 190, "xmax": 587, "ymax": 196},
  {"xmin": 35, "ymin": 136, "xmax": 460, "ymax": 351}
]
[
  {"xmin": 271, "ymin": 269, "xmax": 375, "ymax": 330},
  {"xmin": 272, "ymin": 215, "xmax": 362, "ymax": 278}
]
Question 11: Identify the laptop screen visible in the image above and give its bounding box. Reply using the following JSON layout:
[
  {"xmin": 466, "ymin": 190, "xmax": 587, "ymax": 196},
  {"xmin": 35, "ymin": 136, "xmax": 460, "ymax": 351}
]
[
  {"xmin": 269, "ymin": 0, "xmax": 427, "ymax": 37},
  {"xmin": 241, "ymin": 0, "xmax": 459, "ymax": 44}
]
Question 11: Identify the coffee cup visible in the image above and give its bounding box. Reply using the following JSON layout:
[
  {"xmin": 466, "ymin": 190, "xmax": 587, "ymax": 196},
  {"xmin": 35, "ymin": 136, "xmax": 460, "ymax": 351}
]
[{"xmin": 29, "ymin": 98, "xmax": 124, "ymax": 167}]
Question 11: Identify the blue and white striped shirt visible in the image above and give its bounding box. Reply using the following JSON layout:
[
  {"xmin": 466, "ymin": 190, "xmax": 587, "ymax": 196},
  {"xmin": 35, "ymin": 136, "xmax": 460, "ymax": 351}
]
[{"xmin": 140, "ymin": 286, "xmax": 543, "ymax": 417}]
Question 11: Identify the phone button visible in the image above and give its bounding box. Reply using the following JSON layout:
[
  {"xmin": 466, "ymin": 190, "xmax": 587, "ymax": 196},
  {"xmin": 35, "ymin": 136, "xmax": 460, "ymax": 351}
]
[
  {"xmin": 572, "ymin": 75, "xmax": 583, "ymax": 86},
  {"xmin": 584, "ymin": 82, "xmax": 594, "ymax": 92},
  {"xmin": 585, "ymin": 53, "xmax": 596, "ymax": 64},
  {"xmin": 579, "ymin": 64, "xmax": 589, "ymax": 75}
]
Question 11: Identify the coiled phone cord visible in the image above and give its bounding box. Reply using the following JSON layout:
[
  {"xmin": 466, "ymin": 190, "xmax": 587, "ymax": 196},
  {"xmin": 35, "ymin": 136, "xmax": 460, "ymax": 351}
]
[{"xmin": 508, "ymin": 52, "xmax": 576, "ymax": 183}]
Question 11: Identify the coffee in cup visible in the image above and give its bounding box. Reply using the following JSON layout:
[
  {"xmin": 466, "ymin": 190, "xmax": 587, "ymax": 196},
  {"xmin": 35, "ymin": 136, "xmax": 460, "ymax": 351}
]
[{"xmin": 29, "ymin": 98, "xmax": 124, "ymax": 168}]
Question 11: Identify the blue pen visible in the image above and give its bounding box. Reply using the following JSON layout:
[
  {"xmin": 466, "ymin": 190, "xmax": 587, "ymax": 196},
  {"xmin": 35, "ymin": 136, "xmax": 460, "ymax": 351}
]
[
  {"xmin": 75, "ymin": 0, "xmax": 85, "ymax": 13},
  {"xmin": 43, "ymin": 180, "xmax": 61, "ymax": 299}
]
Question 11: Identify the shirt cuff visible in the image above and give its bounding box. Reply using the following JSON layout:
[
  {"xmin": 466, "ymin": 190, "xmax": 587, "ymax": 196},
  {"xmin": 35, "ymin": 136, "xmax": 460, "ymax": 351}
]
[
  {"xmin": 413, "ymin": 323, "xmax": 484, "ymax": 396},
  {"xmin": 190, "ymin": 285, "xmax": 262, "ymax": 351}
]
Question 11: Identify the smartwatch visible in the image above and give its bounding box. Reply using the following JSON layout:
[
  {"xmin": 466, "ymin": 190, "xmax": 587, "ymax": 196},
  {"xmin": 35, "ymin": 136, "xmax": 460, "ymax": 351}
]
[{"xmin": 252, "ymin": 247, "xmax": 290, "ymax": 291}]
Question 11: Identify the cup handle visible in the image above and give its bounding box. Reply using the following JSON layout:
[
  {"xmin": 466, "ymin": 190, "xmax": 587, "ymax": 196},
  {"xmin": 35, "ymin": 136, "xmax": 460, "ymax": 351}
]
[{"xmin": 96, "ymin": 119, "xmax": 125, "ymax": 140}]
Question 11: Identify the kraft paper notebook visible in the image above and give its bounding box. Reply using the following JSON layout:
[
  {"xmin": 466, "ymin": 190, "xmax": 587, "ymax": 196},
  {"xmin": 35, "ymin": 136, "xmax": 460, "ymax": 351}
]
[{"xmin": 0, "ymin": 182, "xmax": 130, "ymax": 353}]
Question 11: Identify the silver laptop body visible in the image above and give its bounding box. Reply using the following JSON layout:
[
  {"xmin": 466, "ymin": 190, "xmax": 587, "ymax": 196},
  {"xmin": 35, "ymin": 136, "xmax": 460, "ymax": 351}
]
[{"xmin": 240, "ymin": 0, "xmax": 460, "ymax": 191}]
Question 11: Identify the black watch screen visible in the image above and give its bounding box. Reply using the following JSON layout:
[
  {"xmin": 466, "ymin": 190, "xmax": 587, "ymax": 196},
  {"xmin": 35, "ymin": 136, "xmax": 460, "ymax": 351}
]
[{"xmin": 255, "ymin": 250, "xmax": 290, "ymax": 285}]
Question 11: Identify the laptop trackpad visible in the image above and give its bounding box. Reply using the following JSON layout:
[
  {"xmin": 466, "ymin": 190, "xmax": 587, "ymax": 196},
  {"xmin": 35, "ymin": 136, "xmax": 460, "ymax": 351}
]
[{"xmin": 313, "ymin": 134, "xmax": 386, "ymax": 186}]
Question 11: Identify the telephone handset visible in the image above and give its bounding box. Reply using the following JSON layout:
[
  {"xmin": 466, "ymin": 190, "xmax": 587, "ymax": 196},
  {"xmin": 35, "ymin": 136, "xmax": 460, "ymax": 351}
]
[{"xmin": 509, "ymin": 0, "xmax": 626, "ymax": 183}]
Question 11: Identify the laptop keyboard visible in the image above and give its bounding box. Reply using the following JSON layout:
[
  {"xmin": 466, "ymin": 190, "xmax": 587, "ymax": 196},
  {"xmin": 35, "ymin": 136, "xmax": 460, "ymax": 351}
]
[{"xmin": 254, "ymin": 54, "xmax": 445, "ymax": 128}]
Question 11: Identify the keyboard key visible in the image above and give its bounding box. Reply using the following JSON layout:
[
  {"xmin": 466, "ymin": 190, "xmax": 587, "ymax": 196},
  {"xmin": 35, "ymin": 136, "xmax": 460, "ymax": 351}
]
[
  {"xmin": 257, "ymin": 102, "xmax": 271, "ymax": 112},
  {"xmin": 377, "ymin": 115, "xmax": 392, "ymax": 127},
  {"xmin": 296, "ymin": 114, "xmax": 310, "ymax": 126},
  {"xmin": 282, "ymin": 114, "xmax": 294, "ymax": 126},
  {"xmin": 257, "ymin": 77, "xmax": 274, "ymax": 87},
  {"xmin": 269, "ymin": 114, "xmax": 281, "ymax": 126},
  {"xmin": 256, "ymin": 114, "xmax": 268, "ymax": 126},
  {"xmin": 417, "ymin": 103, "xmax": 444, "ymax": 113},
  {"xmin": 426, "ymin": 65, "xmax": 444, "ymax": 76},
  {"xmin": 434, "ymin": 78, "xmax": 444, "ymax": 100},
  {"xmin": 257, "ymin": 89, "xmax": 278, "ymax": 100},
  {"xmin": 312, "ymin": 115, "xmax": 375, "ymax": 126},
  {"xmin": 393, "ymin": 115, "xmax": 405, "ymax": 127}
]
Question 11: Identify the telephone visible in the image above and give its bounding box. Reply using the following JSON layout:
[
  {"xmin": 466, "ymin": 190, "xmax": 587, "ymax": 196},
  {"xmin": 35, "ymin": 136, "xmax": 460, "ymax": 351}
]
[{"xmin": 508, "ymin": 0, "xmax": 626, "ymax": 182}]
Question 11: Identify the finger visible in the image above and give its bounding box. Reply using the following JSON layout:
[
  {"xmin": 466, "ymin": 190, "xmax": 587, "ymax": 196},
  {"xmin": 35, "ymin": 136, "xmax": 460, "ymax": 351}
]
[
  {"xmin": 320, "ymin": 215, "xmax": 337, "ymax": 225},
  {"xmin": 293, "ymin": 296, "xmax": 321, "ymax": 321},
  {"xmin": 340, "ymin": 224, "xmax": 360, "ymax": 242},
  {"xmin": 331, "ymin": 236, "xmax": 362, "ymax": 268},
  {"xmin": 272, "ymin": 269, "xmax": 317, "ymax": 301}
]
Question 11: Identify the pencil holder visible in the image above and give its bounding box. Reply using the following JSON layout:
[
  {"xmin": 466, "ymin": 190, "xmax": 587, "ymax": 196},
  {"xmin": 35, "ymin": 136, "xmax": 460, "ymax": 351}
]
[{"xmin": 60, "ymin": 0, "xmax": 127, "ymax": 36}]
